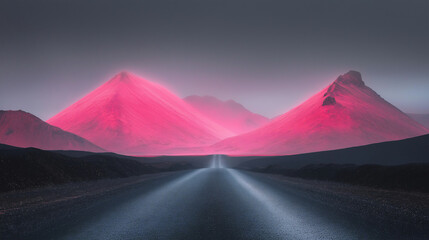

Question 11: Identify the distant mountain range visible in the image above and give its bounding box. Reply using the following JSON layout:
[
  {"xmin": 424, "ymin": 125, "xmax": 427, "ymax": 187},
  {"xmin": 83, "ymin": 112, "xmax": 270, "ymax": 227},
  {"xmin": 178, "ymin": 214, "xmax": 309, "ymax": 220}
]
[
  {"xmin": 184, "ymin": 95, "xmax": 269, "ymax": 135},
  {"xmin": 1, "ymin": 71, "xmax": 427, "ymax": 155}
]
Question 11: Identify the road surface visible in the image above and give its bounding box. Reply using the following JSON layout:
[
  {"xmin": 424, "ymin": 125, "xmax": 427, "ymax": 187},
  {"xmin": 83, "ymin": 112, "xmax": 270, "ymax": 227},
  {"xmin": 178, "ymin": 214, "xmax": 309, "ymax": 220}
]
[{"xmin": 22, "ymin": 156, "xmax": 422, "ymax": 239}]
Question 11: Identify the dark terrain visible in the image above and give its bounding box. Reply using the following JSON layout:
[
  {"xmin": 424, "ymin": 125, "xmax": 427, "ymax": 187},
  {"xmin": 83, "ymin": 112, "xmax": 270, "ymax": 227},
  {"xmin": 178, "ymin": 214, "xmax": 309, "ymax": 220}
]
[
  {"xmin": 249, "ymin": 163, "xmax": 429, "ymax": 192},
  {"xmin": 235, "ymin": 134, "xmax": 429, "ymax": 169},
  {"xmin": 234, "ymin": 134, "xmax": 429, "ymax": 192},
  {"xmin": 1, "ymin": 165, "xmax": 428, "ymax": 240},
  {"xmin": 0, "ymin": 144, "xmax": 207, "ymax": 192},
  {"xmin": 1, "ymin": 135, "xmax": 428, "ymax": 239}
]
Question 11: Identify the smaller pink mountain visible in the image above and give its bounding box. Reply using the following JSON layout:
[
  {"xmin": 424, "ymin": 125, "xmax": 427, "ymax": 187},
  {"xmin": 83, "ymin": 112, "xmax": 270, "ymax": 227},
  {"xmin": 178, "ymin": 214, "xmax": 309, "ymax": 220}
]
[
  {"xmin": 213, "ymin": 71, "xmax": 429, "ymax": 155},
  {"xmin": 184, "ymin": 95, "xmax": 270, "ymax": 135},
  {"xmin": 0, "ymin": 110, "xmax": 103, "ymax": 152}
]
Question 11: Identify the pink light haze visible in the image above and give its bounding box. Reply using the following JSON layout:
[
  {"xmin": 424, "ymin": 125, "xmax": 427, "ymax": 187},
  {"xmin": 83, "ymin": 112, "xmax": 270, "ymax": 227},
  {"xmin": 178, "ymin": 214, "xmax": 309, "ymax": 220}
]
[
  {"xmin": 47, "ymin": 72, "xmax": 233, "ymax": 155},
  {"xmin": 212, "ymin": 71, "xmax": 429, "ymax": 156}
]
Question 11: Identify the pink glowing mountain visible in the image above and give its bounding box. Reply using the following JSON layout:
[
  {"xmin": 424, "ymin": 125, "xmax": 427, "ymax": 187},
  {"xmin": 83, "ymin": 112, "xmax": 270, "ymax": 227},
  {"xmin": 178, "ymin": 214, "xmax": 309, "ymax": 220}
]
[
  {"xmin": 184, "ymin": 95, "xmax": 270, "ymax": 134},
  {"xmin": 0, "ymin": 110, "xmax": 103, "ymax": 151},
  {"xmin": 48, "ymin": 72, "xmax": 233, "ymax": 155},
  {"xmin": 213, "ymin": 71, "xmax": 429, "ymax": 155}
]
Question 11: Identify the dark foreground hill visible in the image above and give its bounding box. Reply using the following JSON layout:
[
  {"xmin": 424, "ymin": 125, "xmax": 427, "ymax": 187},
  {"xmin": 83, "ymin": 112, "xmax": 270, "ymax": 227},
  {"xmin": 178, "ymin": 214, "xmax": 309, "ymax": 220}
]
[
  {"xmin": 237, "ymin": 134, "xmax": 429, "ymax": 169},
  {"xmin": 253, "ymin": 163, "xmax": 429, "ymax": 192},
  {"xmin": 236, "ymin": 134, "xmax": 429, "ymax": 192},
  {"xmin": 0, "ymin": 144, "xmax": 201, "ymax": 192}
]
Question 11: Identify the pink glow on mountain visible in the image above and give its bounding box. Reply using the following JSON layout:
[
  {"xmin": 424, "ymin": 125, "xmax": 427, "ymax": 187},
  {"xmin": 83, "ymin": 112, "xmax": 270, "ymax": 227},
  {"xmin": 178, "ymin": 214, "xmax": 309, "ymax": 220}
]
[
  {"xmin": 0, "ymin": 110, "xmax": 103, "ymax": 151},
  {"xmin": 47, "ymin": 72, "xmax": 233, "ymax": 155},
  {"xmin": 184, "ymin": 95, "xmax": 270, "ymax": 134},
  {"xmin": 212, "ymin": 71, "xmax": 429, "ymax": 155}
]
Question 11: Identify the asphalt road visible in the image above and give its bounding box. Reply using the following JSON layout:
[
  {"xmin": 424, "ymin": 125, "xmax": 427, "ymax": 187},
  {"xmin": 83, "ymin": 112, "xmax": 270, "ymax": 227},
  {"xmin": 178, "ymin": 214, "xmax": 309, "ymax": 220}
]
[{"xmin": 29, "ymin": 156, "xmax": 417, "ymax": 240}]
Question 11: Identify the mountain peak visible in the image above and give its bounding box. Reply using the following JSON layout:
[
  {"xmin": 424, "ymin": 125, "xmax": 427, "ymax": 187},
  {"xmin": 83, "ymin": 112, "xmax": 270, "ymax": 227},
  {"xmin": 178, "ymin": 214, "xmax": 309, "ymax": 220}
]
[
  {"xmin": 323, "ymin": 70, "xmax": 365, "ymax": 100},
  {"xmin": 118, "ymin": 71, "xmax": 133, "ymax": 78},
  {"xmin": 108, "ymin": 71, "xmax": 137, "ymax": 85},
  {"xmin": 0, "ymin": 110, "xmax": 37, "ymax": 121},
  {"xmin": 225, "ymin": 99, "xmax": 247, "ymax": 111},
  {"xmin": 186, "ymin": 95, "xmax": 220, "ymax": 104},
  {"xmin": 334, "ymin": 70, "xmax": 365, "ymax": 87},
  {"xmin": 184, "ymin": 95, "xmax": 246, "ymax": 111}
]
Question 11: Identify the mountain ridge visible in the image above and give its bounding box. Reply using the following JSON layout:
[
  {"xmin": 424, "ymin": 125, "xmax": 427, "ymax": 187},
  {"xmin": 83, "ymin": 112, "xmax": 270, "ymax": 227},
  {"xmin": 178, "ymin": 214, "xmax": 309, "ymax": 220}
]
[
  {"xmin": 212, "ymin": 71, "xmax": 428, "ymax": 155},
  {"xmin": 48, "ymin": 72, "xmax": 233, "ymax": 155},
  {"xmin": 0, "ymin": 110, "xmax": 103, "ymax": 152},
  {"xmin": 184, "ymin": 95, "xmax": 270, "ymax": 135}
]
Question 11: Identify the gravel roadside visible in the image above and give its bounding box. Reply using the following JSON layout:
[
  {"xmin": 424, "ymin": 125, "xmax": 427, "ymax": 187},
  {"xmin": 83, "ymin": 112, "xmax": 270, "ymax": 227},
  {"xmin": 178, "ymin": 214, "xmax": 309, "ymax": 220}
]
[
  {"xmin": 0, "ymin": 171, "xmax": 183, "ymax": 239},
  {"xmin": 256, "ymin": 172, "xmax": 429, "ymax": 233}
]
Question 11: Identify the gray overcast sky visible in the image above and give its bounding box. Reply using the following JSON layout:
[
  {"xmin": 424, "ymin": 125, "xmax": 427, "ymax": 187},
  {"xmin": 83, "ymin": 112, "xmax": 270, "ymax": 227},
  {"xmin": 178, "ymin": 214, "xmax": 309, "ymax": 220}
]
[{"xmin": 0, "ymin": 0, "xmax": 428, "ymax": 119}]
